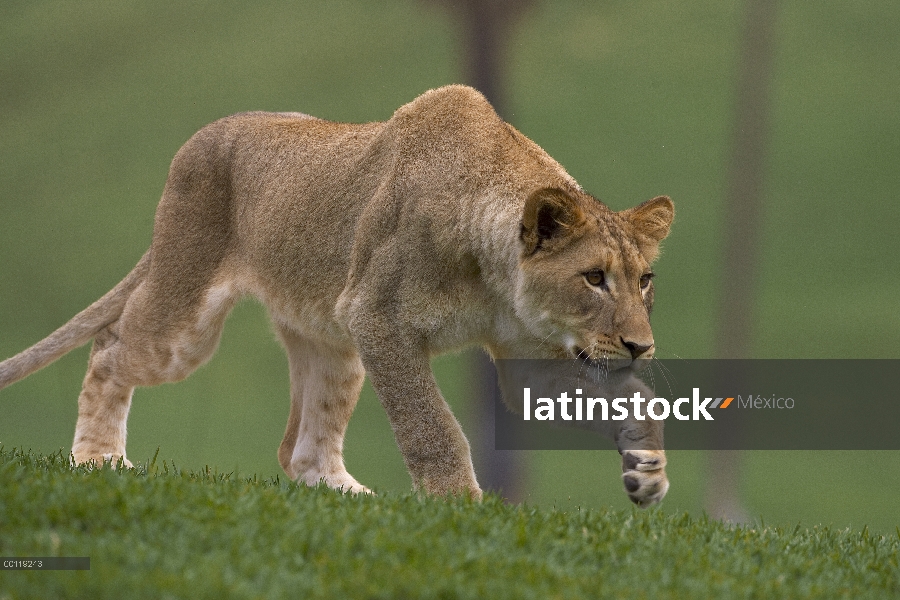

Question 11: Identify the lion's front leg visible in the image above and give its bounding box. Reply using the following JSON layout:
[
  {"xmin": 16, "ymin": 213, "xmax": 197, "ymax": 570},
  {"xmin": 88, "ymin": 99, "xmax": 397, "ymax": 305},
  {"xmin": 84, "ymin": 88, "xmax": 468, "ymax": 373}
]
[
  {"xmin": 612, "ymin": 378, "xmax": 669, "ymax": 507},
  {"xmin": 616, "ymin": 416, "xmax": 669, "ymax": 506},
  {"xmin": 353, "ymin": 327, "xmax": 481, "ymax": 498},
  {"xmin": 620, "ymin": 447, "xmax": 669, "ymax": 508}
]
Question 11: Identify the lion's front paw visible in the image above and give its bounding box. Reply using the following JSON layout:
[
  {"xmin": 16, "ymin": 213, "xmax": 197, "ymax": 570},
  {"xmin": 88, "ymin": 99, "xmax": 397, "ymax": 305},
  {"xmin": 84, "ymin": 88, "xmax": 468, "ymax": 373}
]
[{"xmin": 621, "ymin": 450, "xmax": 669, "ymax": 507}]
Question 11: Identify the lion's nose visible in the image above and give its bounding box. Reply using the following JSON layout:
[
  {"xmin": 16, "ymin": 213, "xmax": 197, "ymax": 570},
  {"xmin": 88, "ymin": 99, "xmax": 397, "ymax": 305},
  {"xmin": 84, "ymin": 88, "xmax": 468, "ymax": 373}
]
[{"xmin": 621, "ymin": 339, "xmax": 653, "ymax": 360}]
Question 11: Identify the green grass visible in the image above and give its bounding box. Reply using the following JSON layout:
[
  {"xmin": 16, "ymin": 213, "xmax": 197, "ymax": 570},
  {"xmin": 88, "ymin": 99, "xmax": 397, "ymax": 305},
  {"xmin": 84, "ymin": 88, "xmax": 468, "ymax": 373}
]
[{"xmin": 1, "ymin": 449, "xmax": 897, "ymax": 599}]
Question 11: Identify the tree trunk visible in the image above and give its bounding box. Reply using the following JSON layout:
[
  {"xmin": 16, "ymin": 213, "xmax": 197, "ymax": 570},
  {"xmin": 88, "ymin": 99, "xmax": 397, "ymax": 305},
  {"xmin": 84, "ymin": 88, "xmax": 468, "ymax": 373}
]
[{"xmin": 707, "ymin": 0, "xmax": 778, "ymax": 522}]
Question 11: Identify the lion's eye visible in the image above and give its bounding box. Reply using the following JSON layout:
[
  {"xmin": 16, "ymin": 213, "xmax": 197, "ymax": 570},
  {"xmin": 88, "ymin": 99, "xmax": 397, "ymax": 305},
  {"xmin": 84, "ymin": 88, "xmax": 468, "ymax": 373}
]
[
  {"xmin": 640, "ymin": 273, "xmax": 655, "ymax": 289},
  {"xmin": 584, "ymin": 269, "xmax": 605, "ymax": 287}
]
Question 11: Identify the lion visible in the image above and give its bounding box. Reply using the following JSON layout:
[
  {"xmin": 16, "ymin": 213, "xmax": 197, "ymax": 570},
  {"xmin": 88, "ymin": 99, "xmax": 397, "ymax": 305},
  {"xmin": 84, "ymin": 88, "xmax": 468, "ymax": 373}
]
[{"xmin": 0, "ymin": 85, "xmax": 673, "ymax": 506}]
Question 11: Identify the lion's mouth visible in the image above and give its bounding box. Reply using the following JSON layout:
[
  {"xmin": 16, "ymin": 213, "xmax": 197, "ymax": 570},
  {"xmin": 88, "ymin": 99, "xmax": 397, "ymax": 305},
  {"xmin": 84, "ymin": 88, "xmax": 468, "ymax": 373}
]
[{"xmin": 572, "ymin": 346, "xmax": 628, "ymax": 370}]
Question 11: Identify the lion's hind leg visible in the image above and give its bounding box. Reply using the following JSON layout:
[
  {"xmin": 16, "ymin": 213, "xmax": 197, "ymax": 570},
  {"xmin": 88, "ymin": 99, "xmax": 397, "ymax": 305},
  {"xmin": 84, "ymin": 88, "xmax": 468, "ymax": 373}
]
[
  {"xmin": 70, "ymin": 324, "xmax": 137, "ymax": 468},
  {"xmin": 71, "ymin": 276, "xmax": 239, "ymax": 468},
  {"xmin": 275, "ymin": 325, "xmax": 370, "ymax": 494}
]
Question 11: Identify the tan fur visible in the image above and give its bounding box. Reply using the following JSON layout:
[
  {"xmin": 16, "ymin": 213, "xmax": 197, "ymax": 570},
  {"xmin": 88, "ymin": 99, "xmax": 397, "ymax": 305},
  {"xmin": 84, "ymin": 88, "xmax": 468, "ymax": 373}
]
[{"xmin": 0, "ymin": 86, "xmax": 673, "ymax": 504}]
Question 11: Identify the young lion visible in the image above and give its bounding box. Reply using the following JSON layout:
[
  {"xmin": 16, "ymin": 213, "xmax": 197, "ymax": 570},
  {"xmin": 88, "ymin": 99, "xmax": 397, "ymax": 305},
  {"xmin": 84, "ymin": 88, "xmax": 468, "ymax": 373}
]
[{"xmin": 0, "ymin": 85, "xmax": 673, "ymax": 506}]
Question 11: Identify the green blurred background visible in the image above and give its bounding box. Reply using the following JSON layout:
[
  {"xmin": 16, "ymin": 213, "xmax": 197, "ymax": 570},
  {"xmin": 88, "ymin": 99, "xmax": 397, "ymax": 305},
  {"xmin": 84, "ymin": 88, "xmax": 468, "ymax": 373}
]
[{"xmin": 1, "ymin": 1, "xmax": 898, "ymax": 533}]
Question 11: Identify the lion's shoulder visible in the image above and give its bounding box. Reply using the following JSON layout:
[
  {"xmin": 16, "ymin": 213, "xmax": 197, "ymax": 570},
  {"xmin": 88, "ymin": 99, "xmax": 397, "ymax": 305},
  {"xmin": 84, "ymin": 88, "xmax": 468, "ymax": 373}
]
[
  {"xmin": 392, "ymin": 85, "xmax": 497, "ymax": 123},
  {"xmin": 383, "ymin": 86, "xmax": 579, "ymax": 194}
]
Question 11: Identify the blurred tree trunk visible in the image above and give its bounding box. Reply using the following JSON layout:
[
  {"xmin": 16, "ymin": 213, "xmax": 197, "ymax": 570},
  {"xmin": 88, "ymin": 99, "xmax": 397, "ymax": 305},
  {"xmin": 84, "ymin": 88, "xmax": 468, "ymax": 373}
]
[
  {"xmin": 453, "ymin": 0, "xmax": 532, "ymax": 114},
  {"xmin": 428, "ymin": 0, "xmax": 533, "ymax": 502},
  {"xmin": 708, "ymin": 0, "xmax": 778, "ymax": 522}
]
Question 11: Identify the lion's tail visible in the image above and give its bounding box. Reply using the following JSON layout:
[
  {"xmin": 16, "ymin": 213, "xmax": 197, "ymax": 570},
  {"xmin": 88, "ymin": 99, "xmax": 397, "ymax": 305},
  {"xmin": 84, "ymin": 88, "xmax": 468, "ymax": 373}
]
[{"xmin": 0, "ymin": 250, "xmax": 152, "ymax": 391}]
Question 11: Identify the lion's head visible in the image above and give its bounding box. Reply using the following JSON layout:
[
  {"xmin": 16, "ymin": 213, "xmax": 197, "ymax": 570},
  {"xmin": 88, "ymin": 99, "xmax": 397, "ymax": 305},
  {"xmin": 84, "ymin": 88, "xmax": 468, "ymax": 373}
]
[{"xmin": 515, "ymin": 187, "xmax": 674, "ymax": 369}]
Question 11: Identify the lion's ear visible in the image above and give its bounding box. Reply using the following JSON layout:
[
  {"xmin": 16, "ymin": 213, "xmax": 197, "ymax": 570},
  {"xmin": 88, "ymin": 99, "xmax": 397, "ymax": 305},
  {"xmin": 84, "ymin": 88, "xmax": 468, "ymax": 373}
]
[
  {"xmin": 520, "ymin": 188, "xmax": 585, "ymax": 255},
  {"xmin": 620, "ymin": 196, "xmax": 674, "ymax": 263}
]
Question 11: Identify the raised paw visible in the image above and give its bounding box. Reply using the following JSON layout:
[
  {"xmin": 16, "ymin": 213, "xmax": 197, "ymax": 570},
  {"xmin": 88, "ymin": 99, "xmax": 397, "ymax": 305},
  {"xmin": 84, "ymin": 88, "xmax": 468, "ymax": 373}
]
[{"xmin": 621, "ymin": 449, "xmax": 669, "ymax": 507}]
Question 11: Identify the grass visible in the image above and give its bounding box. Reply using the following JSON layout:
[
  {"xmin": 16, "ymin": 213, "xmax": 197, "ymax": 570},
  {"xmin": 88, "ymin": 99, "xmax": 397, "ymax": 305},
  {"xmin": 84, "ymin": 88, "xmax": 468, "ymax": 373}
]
[{"xmin": 1, "ymin": 448, "xmax": 898, "ymax": 599}]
